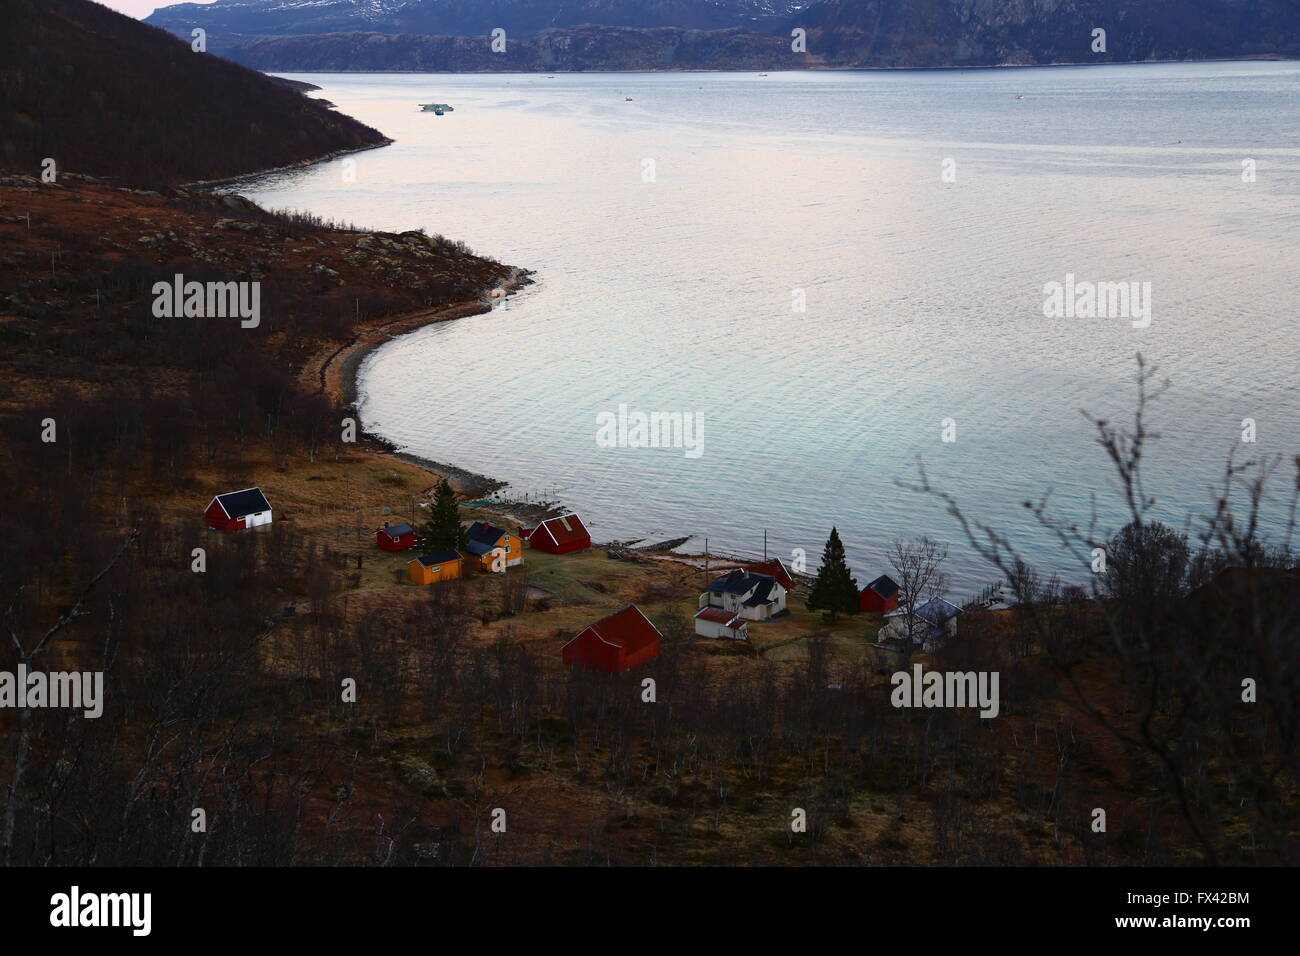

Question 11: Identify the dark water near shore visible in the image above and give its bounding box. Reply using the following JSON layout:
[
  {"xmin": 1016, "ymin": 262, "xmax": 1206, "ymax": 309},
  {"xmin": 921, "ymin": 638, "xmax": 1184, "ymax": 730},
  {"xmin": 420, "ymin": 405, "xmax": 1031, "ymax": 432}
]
[{"xmin": 229, "ymin": 63, "xmax": 1300, "ymax": 590}]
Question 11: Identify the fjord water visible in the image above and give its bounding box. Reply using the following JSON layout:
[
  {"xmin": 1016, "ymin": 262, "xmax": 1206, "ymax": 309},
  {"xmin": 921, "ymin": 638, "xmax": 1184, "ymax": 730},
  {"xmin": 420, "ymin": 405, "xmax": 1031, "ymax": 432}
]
[{"xmin": 230, "ymin": 64, "xmax": 1300, "ymax": 589}]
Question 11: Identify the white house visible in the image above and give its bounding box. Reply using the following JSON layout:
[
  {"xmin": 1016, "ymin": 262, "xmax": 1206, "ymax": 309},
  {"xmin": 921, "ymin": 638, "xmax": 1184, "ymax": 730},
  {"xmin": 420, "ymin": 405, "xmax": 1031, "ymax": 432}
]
[
  {"xmin": 694, "ymin": 606, "xmax": 749, "ymax": 640},
  {"xmin": 882, "ymin": 597, "xmax": 963, "ymax": 651},
  {"xmin": 699, "ymin": 569, "xmax": 787, "ymax": 622}
]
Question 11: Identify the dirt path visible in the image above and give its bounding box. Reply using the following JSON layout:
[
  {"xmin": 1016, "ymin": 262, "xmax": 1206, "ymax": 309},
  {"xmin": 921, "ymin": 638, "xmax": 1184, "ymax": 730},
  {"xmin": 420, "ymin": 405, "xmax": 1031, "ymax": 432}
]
[{"xmin": 301, "ymin": 298, "xmax": 492, "ymax": 406}]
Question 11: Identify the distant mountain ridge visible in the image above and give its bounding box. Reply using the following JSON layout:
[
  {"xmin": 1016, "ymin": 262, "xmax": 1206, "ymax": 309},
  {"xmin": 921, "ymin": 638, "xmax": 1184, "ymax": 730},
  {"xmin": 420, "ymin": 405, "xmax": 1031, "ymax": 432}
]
[
  {"xmin": 0, "ymin": 0, "xmax": 389, "ymax": 185},
  {"xmin": 146, "ymin": 0, "xmax": 809, "ymax": 47},
  {"xmin": 223, "ymin": 25, "xmax": 806, "ymax": 72},
  {"xmin": 792, "ymin": 0, "xmax": 1300, "ymax": 68},
  {"xmin": 146, "ymin": 0, "xmax": 1300, "ymax": 69}
]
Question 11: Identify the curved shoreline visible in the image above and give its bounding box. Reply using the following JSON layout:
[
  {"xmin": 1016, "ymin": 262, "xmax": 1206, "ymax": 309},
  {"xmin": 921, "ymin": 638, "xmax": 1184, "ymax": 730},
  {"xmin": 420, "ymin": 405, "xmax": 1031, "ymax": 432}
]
[
  {"xmin": 307, "ymin": 270, "xmax": 534, "ymax": 498},
  {"xmin": 184, "ymin": 138, "xmax": 394, "ymax": 191}
]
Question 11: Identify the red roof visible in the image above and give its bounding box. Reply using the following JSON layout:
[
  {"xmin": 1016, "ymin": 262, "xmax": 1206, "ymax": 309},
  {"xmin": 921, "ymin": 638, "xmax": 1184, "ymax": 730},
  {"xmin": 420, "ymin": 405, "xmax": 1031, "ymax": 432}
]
[
  {"xmin": 586, "ymin": 605, "xmax": 661, "ymax": 653},
  {"xmin": 747, "ymin": 559, "xmax": 793, "ymax": 591},
  {"xmin": 696, "ymin": 607, "xmax": 742, "ymax": 625},
  {"xmin": 537, "ymin": 513, "xmax": 589, "ymax": 548}
]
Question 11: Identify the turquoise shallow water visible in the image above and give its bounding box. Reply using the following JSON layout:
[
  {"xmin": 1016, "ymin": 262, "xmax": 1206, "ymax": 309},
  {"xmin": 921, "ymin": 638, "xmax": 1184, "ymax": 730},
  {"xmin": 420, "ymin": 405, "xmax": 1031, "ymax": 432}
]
[{"xmin": 227, "ymin": 63, "xmax": 1300, "ymax": 590}]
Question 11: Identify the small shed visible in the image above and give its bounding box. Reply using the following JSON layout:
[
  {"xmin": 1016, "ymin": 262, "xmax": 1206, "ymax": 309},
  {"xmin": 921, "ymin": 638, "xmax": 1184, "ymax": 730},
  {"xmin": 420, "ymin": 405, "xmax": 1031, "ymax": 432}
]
[
  {"xmin": 694, "ymin": 606, "xmax": 749, "ymax": 641},
  {"xmin": 377, "ymin": 522, "xmax": 422, "ymax": 552},
  {"xmin": 408, "ymin": 550, "xmax": 463, "ymax": 584},
  {"xmin": 884, "ymin": 597, "xmax": 963, "ymax": 651},
  {"xmin": 861, "ymin": 574, "xmax": 901, "ymax": 613},
  {"xmin": 530, "ymin": 513, "xmax": 591, "ymax": 555},
  {"xmin": 562, "ymin": 605, "xmax": 661, "ymax": 673},
  {"xmin": 205, "ymin": 487, "xmax": 272, "ymax": 531}
]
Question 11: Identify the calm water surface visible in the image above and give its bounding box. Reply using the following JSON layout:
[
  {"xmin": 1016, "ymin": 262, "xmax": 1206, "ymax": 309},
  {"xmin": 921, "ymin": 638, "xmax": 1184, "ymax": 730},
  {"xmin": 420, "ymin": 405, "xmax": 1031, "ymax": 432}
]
[{"xmin": 228, "ymin": 63, "xmax": 1300, "ymax": 590}]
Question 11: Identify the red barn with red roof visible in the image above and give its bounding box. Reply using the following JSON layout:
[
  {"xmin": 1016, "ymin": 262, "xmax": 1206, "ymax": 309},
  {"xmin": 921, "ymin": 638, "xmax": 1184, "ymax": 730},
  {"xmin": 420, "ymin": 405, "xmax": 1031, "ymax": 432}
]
[
  {"xmin": 530, "ymin": 513, "xmax": 591, "ymax": 554},
  {"xmin": 747, "ymin": 558, "xmax": 794, "ymax": 592},
  {"xmin": 562, "ymin": 605, "xmax": 661, "ymax": 673}
]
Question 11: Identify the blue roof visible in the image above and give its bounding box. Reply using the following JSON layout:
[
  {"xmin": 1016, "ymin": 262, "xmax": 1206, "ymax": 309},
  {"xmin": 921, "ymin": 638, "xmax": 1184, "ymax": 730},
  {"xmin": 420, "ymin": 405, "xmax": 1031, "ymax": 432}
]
[
  {"xmin": 415, "ymin": 550, "xmax": 461, "ymax": 566},
  {"xmin": 707, "ymin": 569, "xmax": 774, "ymax": 595},
  {"xmin": 215, "ymin": 487, "xmax": 271, "ymax": 519},
  {"xmin": 741, "ymin": 577, "xmax": 777, "ymax": 606},
  {"xmin": 467, "ymin": 521, "xmax": 506, "ymax": 546},
  {"xmin": 865, "ymin": 574, "xmax": 899, "ymax": 599}
]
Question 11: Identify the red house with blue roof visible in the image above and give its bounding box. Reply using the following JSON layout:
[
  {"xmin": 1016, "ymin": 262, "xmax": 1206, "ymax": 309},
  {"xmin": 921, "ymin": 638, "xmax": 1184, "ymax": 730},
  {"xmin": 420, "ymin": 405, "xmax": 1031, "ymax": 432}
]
[
  {"xmin": 376, "ymin": 522, "xmax": 423, "ymax": 552},
  {"xmin": 860, "ymin": 574, "xmax": 901, "ymax": 613}
]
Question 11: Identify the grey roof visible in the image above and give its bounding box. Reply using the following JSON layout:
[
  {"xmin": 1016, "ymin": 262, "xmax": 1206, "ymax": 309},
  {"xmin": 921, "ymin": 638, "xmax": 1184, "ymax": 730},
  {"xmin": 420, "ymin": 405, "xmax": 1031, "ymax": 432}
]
[
  {"xmin": 215, "ymin": 487, "xmax": 270, "ymax": 519},
  {"xmin": 381, "ymin": 522, "xmax": 415, "ymax": 538},
  {"xmin": 886, "ymin": 597, "xmax": 962, "ymax": 625},
  {"xmin": 916, "ymin": 598, "xmax": 962, "ymax": 625},
  {"xmin": 865, "ymin": 574, "xmax": 899, "ymax": 599},
  {"xmin": 465, "ymin": 540, "xmax": 494, "ymax": 556},
  {"xmin": 415, "ymin": 550, "xmax": 461, "ymax": 566}
]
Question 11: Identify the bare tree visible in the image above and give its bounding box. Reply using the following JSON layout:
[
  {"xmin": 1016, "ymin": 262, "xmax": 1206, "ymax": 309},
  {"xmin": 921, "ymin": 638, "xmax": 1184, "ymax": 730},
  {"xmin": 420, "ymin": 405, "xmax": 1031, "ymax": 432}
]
[
  {"xmin": 898, "ymin": 356, "xmax": 1300, "ymax": 865},
  {"xmin": 2, "ymin": 526, "xmax": 138, "ymax": 865},
  {"xmin": 886, "ymin": 535, "xmax": 949, "ymax": 653}
]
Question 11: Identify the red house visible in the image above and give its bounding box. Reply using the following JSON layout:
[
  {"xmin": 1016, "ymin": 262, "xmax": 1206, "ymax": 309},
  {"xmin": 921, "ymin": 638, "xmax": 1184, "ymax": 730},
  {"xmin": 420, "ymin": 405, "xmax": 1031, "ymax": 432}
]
[
  {"xmin": 530, "ymin": 513, "xmax": 591, "ymax": 554},
  {"xmin": 205, "ymin": 487, "xmax": 273, "ymax": 531},
  {"xmin": 747, "ymin": 558, "xmax": 794, "ymax": 592},
  {"xmin": 376, "ymin": 522, "xmax": 423, "ymax": 552},
  {"xmin": 860, "ymin": 574, "xmax": 901, "ymax": 613},
  {"xmin": 562, "ymin": 605, "xmax": 661, "ymax": 673}
]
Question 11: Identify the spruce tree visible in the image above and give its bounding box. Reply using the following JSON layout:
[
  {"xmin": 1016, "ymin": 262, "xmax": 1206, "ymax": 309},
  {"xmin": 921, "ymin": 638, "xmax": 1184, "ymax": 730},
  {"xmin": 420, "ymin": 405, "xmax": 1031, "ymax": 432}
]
[
  {"xmin": 807, "ymin": 526, "xmax": 859, "ymax": 621},
  {"xmin": 423, "ymin": 478, "xmax": 466, "ymax": 552}
]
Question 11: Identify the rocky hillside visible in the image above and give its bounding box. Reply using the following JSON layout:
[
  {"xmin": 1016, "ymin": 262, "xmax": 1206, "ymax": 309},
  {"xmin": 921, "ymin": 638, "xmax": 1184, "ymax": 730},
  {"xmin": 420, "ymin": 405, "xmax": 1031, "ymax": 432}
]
[
  {"xmin": 146, "ymin": 0, "xmax": 809, "ymax": 49},
  {"xmin": 147, "ymin": 0, "xmax": 1300, "ymax": 69},
  {"xmin": 0, "ymin": 174, "xmax": 515, "ymax": 339},
  {"xmin": 224, "ymin": 25, "xmax": 808, "ymax": 71},
  {"xmin": 792, "ymin": 0, "xmax": 1300, "ymax": 67},
  {"xmin": 0, "ymin": 0, "xmax": 390, "ymax": 185}
]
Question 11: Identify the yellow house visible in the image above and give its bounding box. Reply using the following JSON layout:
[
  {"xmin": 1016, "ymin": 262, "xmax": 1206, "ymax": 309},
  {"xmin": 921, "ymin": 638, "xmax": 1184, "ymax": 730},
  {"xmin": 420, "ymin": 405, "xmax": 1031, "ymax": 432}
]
[
  {"xmin": 407, "ymin": 550, "xmax": 464, "ymax": 584},
  {"xmin": 465, "ymin": 521, "xmax": 524, "ymax": 573}
]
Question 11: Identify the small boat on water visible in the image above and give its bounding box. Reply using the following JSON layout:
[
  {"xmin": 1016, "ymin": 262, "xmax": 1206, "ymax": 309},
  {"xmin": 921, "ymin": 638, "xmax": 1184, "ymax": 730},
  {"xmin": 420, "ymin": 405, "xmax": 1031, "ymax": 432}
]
[{"xmin": 420, "ymin": 103, "xmax": 455, "ymax": 113}]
